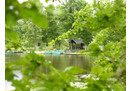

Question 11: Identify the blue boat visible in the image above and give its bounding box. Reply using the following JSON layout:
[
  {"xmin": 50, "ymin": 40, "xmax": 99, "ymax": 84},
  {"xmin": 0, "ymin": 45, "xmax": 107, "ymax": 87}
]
[
  {"xmin": 64, "ymin": 50, "xmax": 69, "ymax": 53},
  {"xmin": 52, "ymin": 50, "xmax": 64, "ymax": 54},
  {"xmin": 52, "ymin": 51, "xmax": 61, "ymax": 54},
  {"xmin": 43, "ymin": 50, "xmax": 64, "ymax": 55},
  {"xmin": 43, "ymin": 52, "xmax": 52, "ymax": 55},
  {"xmin": 5, "ymin": 51, "xmax": 12, "ymax": 54}
]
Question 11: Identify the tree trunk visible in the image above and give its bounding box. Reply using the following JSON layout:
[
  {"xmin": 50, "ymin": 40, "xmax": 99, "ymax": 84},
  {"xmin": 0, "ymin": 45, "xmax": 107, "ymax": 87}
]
[
  {"xmin": 69, "ymin": 41, "xmax": 71, "ymax": 50},
  {"xmin": 34, "ymin": 41, "xmax": 38, "ymax": 51}
]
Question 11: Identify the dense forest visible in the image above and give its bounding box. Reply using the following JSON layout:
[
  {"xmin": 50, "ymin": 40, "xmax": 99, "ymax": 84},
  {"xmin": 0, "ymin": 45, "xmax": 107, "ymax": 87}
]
[{"xmin": 5, "ymin": 0, "xmax": 126, "ymax": 91}]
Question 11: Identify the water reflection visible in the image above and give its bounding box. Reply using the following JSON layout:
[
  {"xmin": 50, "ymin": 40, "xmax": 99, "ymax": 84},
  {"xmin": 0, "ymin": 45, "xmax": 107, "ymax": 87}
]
[
  {"xmin": 44, "ymin": 54, "xmax": 94, "ymax": 73},
  {"xmin": 5, "ymin": 53, "xmax": 94, "ymax": 73},
  {"xmin": 5, "ymin": 53, "xmax": 25, "ymax": 62}
]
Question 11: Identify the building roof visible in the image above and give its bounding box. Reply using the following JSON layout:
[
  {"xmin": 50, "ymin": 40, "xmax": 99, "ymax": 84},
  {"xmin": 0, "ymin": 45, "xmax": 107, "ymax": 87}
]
[{"xmin": 71, "ymin": 39, "xmax": 84, "ymax": 44}]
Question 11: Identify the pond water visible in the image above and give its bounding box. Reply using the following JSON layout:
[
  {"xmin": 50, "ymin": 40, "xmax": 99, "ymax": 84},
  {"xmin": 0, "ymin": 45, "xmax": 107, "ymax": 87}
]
[
  {"xmin": 5, "ymin": 53, "xmax": 94, "ymax": 90},
  {"xmin": 44, "ymin": 54, "xmax": 94, "ymax": 72},
  {"xmin": 6, "ymin": 53, "xmax": 94, "ymax": 72}
]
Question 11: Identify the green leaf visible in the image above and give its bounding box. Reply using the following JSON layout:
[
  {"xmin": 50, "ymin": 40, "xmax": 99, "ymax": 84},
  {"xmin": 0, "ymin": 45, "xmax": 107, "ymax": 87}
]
[
  {"xmin": 5, "ymin": 28, "xmax": 20, "ymax": 41},
  {"xmin": 88, "ymin": 43, "xmax": 101, "ymax": 56},
  {"xmin": 45, "ymin": 0, "xmax": 49, "ymax": 3},
  {"xmin": 64, "ymin": 66, "xmax": 83, "ymax": 74},
  {"xmin": 22, "ymin": 8, "xmax": 48, "ymax": 29},
  {"xmin": 111, "ymin": 83, "xmax": 124, "ymax": 91},
  {"xmin": 91, "ymin": 65, "xmax": 104, "ymax": 75}
]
